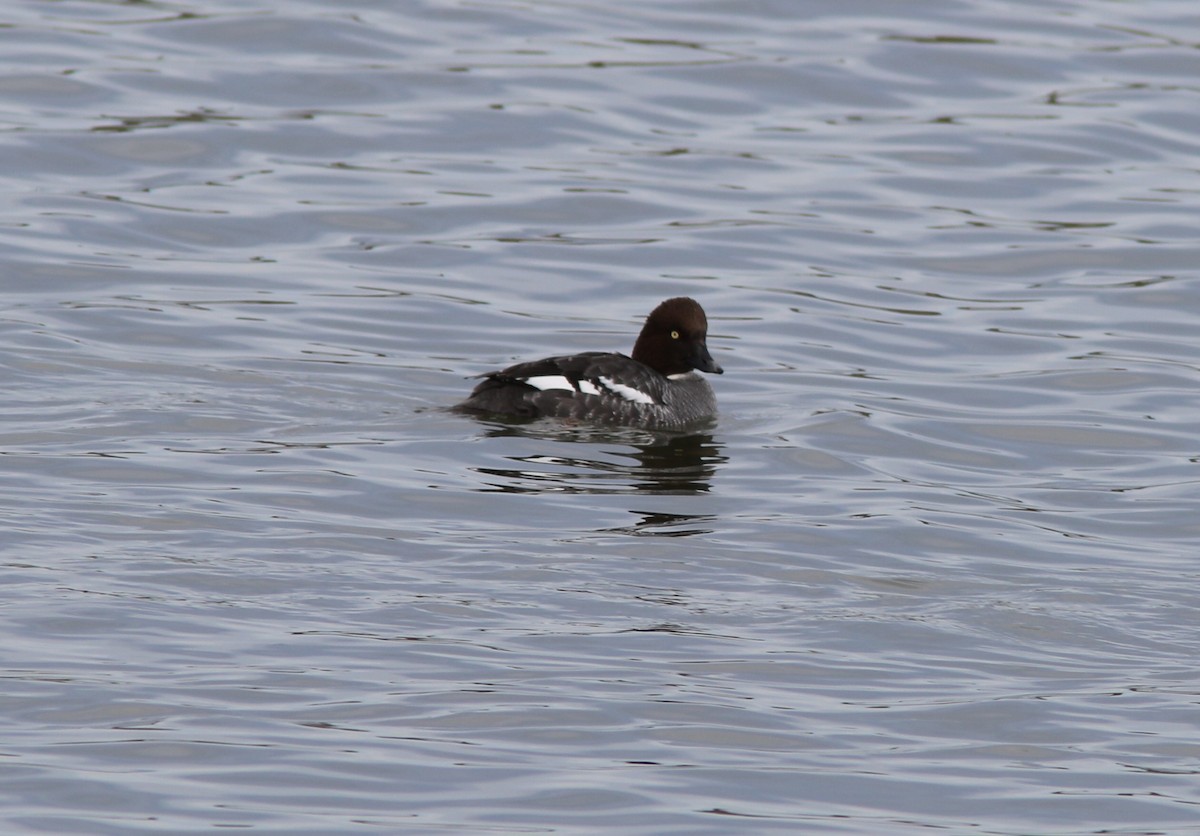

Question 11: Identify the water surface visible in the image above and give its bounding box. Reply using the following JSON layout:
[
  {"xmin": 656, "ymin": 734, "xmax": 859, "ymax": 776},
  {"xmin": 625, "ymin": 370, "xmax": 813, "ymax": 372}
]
[{"xmin": 3, "ymin": 0, "xmax": 1200, "ymax": 832}]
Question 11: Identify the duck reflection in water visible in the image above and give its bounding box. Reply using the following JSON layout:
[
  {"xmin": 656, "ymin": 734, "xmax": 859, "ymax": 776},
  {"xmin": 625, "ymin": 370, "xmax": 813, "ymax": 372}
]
[{"xmin": 471, "ymin": 424, "xmax": 726, "ymax": 498}]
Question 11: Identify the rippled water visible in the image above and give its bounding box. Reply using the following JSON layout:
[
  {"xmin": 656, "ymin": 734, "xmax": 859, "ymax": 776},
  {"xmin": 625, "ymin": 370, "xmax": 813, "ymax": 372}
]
[{"xmin": 4, "ymin": 0, "xmax": 1200, "ymax": 832}]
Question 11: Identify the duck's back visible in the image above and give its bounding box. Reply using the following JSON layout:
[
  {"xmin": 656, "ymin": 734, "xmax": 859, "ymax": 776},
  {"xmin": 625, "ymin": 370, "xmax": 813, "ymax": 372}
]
[{"xmin": 456, "ymin": 351, "xmax": 715, "ymax": 429}]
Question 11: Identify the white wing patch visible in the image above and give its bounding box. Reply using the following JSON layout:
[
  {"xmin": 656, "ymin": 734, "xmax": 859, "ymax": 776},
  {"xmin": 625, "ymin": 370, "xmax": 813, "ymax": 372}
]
[
  {"xmin": 523, "ymin": 375, "xmax": 602, "ymax": 396},
  {"xmin": 523, "ymin": 375, "xmax": 575, "ymax": 392},
  {"xmin": 522, "ymin": 373, "xmax": 655, "ymax": 405},
  {"xmin": 598, "ymin": 376, "xmax": 656, "ymax": 405}
]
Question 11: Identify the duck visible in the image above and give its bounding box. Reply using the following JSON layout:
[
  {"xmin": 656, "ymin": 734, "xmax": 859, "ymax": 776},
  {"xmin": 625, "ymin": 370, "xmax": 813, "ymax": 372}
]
[{"xmin": 455, "ymin": 297, "xmax": 722, "ymax": 430}]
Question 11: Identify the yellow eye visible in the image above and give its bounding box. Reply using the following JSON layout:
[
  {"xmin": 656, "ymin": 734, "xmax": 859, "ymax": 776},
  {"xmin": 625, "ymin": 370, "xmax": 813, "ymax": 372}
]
[{"xmin": 671, "ymin": 330, "xmax": 680, "ymax": 339}]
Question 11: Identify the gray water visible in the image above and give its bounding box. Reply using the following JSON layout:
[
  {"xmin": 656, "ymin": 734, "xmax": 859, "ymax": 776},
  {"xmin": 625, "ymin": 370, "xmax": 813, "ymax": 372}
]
[{"xmin": 3, "ymin": 0, "xmax": 1200, "ymax": 832}]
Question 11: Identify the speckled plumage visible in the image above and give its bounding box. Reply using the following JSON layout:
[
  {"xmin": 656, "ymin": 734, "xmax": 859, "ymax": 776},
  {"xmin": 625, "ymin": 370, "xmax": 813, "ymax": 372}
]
[{"xmin": 455, "ymin": 297, "xmax": 723, "ymax": 430}]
